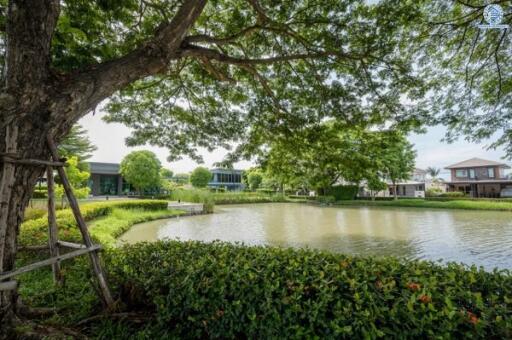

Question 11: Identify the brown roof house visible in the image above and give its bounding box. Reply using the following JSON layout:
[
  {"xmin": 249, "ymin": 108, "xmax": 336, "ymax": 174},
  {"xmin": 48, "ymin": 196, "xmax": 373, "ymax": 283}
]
[{"xmin": 445, "ymin": 158, "xmax": 512, "ymax": 198}]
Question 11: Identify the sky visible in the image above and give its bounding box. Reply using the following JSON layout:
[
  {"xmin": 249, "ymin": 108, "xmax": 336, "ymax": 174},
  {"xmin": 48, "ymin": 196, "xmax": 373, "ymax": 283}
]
[{"xmin": 79, "ymin": 110, "xmax": 508, "ymax": 180}]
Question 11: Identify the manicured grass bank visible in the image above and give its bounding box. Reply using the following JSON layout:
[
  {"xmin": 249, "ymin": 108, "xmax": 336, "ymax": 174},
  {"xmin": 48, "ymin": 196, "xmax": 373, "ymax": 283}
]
[
  {"xmin": 336, "ymin": 199, "xmax": 512, "ymax": 212},
  {"xmin": 17, "ymin": 241, "xmax": 512, "ymax": 338},
  {"xmin": 19, "ymin": 200, "xmax": 182, "ymax": 247}
]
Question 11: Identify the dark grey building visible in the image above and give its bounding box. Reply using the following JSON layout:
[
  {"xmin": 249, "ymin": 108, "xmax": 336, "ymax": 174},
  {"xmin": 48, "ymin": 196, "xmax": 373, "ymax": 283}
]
[
  {"xmin": 88, "ymin": 162, "xmax": 126, "ymax": 196},
  {"xmin": 208, "ymin": 168, "xmax": 245, "ymax": 191}
]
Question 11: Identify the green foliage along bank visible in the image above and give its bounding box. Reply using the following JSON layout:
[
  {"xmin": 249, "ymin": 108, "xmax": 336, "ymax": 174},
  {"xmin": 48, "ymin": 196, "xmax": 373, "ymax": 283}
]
[
  {"xmin": 167, "ymin": 189, "xmax": 288, "ymax": 213},
  {"xmin": 21, "ymin": 241, "xmax": 510, "ymax": 338},
  {"xmin": 337, "ymin": 199, "xmax": 512, "ymax": 212},
  {"xmin": 19, "ymin": 200, "xmax": 171, "ymax": 247}
]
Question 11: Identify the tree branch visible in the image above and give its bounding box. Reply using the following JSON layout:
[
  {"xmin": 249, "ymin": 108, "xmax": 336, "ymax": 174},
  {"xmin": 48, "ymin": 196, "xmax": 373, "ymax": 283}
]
[
  {"xmin": 180, "ymin": 44, "xmax": 361, "ymax": 65},
  {"xmin": 54, "ymin": 0, "xmax": 208, "ymax": 127}
]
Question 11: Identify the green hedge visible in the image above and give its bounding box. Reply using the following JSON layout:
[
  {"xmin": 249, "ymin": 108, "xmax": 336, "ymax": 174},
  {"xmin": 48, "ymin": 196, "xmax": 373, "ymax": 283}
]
[
  {"xmin": 19, "ymin": 200, "xmax": 168, "ymax": 246},
  {"xmin": 32, "ymin": 188, "xmax": 48, "ymax": 199},
  {"xmin": 100, "ymin": 241, "xmax": 512, "ymax": 338},
  {"xmin": 211, "ymin": 192, "xmax": 287, "ymax": 205},
  {"xmin": 326, "ymin": 185, "xmax": 359, "ymax": 201}
]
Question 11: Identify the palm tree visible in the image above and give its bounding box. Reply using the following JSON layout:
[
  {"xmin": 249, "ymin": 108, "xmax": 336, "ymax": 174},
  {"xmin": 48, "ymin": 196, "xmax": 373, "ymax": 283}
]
[{"xmin": 426, "ymin": 166, "xmax": 441, "ymax": 181}]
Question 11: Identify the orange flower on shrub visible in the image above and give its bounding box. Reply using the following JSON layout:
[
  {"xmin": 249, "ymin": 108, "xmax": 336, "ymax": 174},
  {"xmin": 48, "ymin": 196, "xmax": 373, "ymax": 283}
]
[
  {"xmin": 339, "ymin": 260, "xmax": 350, "ymax": 269},
  {"xmin": 467, "ymin": 311, "xmax": 479, "ymax": 325},
  {"xmin": 418, "ymin": 294, "xmax": 431, "ymax": 304},
  {"xmin": 407, "ymin": 282, "xmax": 421, "ymax": 291}
]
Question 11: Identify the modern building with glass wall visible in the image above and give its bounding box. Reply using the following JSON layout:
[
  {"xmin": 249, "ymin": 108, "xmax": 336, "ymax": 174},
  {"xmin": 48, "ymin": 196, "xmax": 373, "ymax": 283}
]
[
  {"xmin": 208, "ymin": 168, "xmax": 245, "ymax": 191},
  {"xmin": 88, "ymin": 162, "xmax": 132, "ymax": 196}
]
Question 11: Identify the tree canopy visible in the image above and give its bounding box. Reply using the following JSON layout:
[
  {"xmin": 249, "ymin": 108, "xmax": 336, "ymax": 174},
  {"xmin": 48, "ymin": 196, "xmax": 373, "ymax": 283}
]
[
  {"xmin": 190, "ymin": 167, "xmax": 212, "ymax": 188},
  {"xmin": 261, "ymin": 122, "xmax": 416, "ymax": 193},
  {"xmin": 120, "ymin": 150, "xmax": 162, "ymax": 194},
  {"xmin": 85, "ymin": 0, "xmax": 426, "ymax": 162},
  {"xmin": 57, "ymin": 124, "xmax": 97, "ymax": 161},
  {"xmin": 410, "ymin": 1, "xmax": 512, "ymax": 157}
]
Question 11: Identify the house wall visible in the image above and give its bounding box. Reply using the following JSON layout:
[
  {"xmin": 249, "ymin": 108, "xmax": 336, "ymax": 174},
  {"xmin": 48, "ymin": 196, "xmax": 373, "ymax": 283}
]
[{"xmin": 450, "ymin": 166, "xmax": 502, "ymax": 181}]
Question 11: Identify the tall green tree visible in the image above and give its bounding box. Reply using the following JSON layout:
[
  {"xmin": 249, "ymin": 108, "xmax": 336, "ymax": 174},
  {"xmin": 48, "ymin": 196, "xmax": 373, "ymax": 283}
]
[
  {"xmin": 120, "ymin": 151, "xmax": 162, "ymax": 195},
  {"xmin": 54, "ymin": 156, "xmax": 91, "ymax": 202},
  {"xmin": 426, "ymin": 167, "xmax": 441, "ymax": 181},
  {"xmin": 0, "ymin": 0, "xmax": 424, "ymax": 327},
  {"xmin": 58, "ymin": 124, "xmax": 97, "ymax": 161},
  {"xmin": 380, "ymin": 136, "xmax": 416, "ymax": 200},
  {"xmin": 190, "ymin": 167, "xmax": 212, "ymax": 188},
  {"xmin": 247, "ymin": 169, "xmax": 264, "ymax": 191}
]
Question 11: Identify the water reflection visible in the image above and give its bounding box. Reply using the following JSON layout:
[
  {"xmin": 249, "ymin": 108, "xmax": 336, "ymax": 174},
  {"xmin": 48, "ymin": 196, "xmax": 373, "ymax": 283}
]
[{"xmin": 118, "ymin": 203, "xmax": 512, "ymax": 269}]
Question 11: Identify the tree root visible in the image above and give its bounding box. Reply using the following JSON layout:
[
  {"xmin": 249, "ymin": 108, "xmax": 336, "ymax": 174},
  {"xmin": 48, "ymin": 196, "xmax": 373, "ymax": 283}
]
[
  {"xmin": 16, "ymin": 298, "xmax": 59, "ymax": 318},
  {"xmin": 77, "ymin": 312, "xmax": 151, "ymax": 326},
  {"xmin": 14, "ymin": 318, "xmax": 88, "ymax": 340}
]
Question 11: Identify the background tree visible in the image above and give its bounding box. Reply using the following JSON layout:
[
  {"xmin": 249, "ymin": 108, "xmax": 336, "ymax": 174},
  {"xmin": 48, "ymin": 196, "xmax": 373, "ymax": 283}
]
[
  {"xmin": 54, "ymin": 156, "xmax": 91, "ymax": 204},
  {"xmin": 190, "ymin": 167, "xmax": 212, "ymax": 188},
  {"xmin": 120, "ymin": 151, "xmax": 162, "ymax": 195},
  {"xmin": 366, "ymin": 176, "xmax": 388, "ymax": 201},
  {"xmin": 0, "ymin": 0, "xmax": 425, "ymax": 328},
  {"xmin": 426, "ymin": 167, "xmax": 441, "ymax": 182},
  {"xmin": 160, "ymin": 168, "xmax": 174, "ymax": 180},
  {"xmin": 173, "ymin": 173, "xmax": 190, "ymax": 186},
  {"xmin": 380, "ymin": 137, "xmax": 416, "ymax": 200},
  {"xmin": 246, "ymin": 168, "xmax": 264, "ymax": 191},
  {"xmin": 58, "ymin": 124, "xmax": 97, "ymax": 162},
  {"xmin": 261, "ymin": 123, "xmax": 406, "ymax": 195}
]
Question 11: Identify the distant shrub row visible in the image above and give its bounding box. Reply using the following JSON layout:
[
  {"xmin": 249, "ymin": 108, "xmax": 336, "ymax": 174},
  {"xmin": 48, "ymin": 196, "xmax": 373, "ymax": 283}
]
[
  {"xmin": 102, "ymin": 241, "xmax": 512, "ymax": 338},
  {"xmin": 326, "ymin": 185, "xmax": 359, "ymax": 200}
]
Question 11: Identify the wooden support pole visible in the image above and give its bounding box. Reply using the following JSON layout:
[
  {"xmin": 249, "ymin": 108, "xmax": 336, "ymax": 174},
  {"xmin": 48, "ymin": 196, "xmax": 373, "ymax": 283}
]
[
  {"xmin": 0, "ymin": 245, "xmax": 101, "ymax": 281},
  {"xmin": 46, "ymin": 136, "xmax": 114, "ymax": 308},
  {"xmin": 57, "ymin": 240, "xmax": 86, "ymax": 249},
  {"xmin": 0, "ymin": 280, "xmax": 17, "ymax": 291},
  {"xmin": 0, "ymin": 156, "xmax": 66, "ymax": 167},
  {"xmin": 47, "ymin": 166, "xmax": 61, "ymax": 284}
]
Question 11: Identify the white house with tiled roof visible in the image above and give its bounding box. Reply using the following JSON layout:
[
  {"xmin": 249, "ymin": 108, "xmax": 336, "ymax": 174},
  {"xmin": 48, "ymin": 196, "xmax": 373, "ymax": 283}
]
[{"xmin": 445, "ymin": 158, "xmax": 512, "ymax": 198}]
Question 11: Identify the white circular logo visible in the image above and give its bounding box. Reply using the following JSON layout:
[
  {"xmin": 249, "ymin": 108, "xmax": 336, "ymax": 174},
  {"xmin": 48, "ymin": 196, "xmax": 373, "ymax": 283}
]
[{"xmin": 484, "ymin": 4, "xmax": 504, "ymax": 25}]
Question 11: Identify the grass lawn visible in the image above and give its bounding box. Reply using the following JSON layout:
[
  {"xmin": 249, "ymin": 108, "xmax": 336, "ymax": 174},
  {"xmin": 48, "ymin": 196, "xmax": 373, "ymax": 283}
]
[
  {"xmin": 336, "ymin": 199, "xmax": 512, "ymax": 212},
  {"xmin": 89, "ymin": 207, "xmax": 185, "ymax": 246}
]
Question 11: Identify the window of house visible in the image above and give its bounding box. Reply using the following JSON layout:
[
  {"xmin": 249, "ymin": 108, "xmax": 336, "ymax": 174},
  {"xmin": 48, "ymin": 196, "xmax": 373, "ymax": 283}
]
[
  {"xmin": 455, "ymin": 169, "xmax": 467, "ymax": 177},
  {"xmin": 488, "ymin": 167, "xmax": 495, "ymax": 178},
  {"xmin": 469, "ymin": 169, "xmax": 475, "ymax": 179}
]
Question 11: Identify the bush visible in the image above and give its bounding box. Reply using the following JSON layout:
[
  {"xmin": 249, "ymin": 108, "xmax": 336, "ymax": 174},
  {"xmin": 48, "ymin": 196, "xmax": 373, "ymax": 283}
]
[
  {"xmin": 19, "ymin": 200, "xmax": 169, "ymax": 246},
  {"xmin": 101, "ymin": 241, "xmax": 512, "ymax": 338},
  {"xmin": 438, "ymin": 191, "xmax": 466, "ymax": 198},
  {"xmin": 32, "ymin": 188, "xmax": 48, "ymax": 199},
  {"xmin": 425, "ymin": 188, "xmax": 442, "ymax": 197},
  {"xmin": 211, "ymin": 192, "xmax": 287, "ymax": 204},
  {"xmin": 288, "ymin": 194, "xmax": 316, "ymax": 201},
  {"xmin": 168, "ymin": 189, "xmax": 215, "ymax": 213},
  {"xmin": 316, "ymin": 195, "xmax": 335, "ymax": 204},
  {"xmin": 326, "ymin": 185, "xmax": 359, "ymax": 201},
  {"xmin": 22, "ymin": 208, "xmax": 47, "ymax": 221}
]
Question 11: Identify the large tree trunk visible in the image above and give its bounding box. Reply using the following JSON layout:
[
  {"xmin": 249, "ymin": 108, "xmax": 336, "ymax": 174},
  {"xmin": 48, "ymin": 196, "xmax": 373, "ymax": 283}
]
[
  {"xmin": 0, "ymin": 121, "xmax": 51, "ymax": 335},
  {"xmin": 0, "ymin": 0, "xmax": 207, "ymax": 335}
]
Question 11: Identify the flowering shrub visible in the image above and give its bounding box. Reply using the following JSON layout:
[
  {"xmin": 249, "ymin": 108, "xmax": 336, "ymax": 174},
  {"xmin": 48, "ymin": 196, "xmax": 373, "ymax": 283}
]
[{"xmin": 102, "ymin": 241, "xmax": 512, "ymax": 338}]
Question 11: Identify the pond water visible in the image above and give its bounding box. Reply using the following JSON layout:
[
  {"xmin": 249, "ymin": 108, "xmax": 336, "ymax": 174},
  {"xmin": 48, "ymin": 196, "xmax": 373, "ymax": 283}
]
[{"xmin": 119, "ymin": 203, "xmax": 512, "ymax": 269}]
